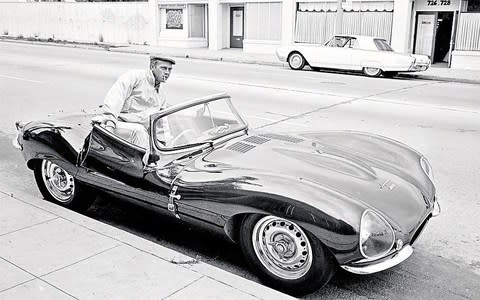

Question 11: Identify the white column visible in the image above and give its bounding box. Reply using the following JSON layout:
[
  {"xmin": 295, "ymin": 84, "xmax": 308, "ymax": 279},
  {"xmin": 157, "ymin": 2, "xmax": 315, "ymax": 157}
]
[
  {"xmin": 208, "ymin": 0, "xmax": 223, "ymax": 50},
  {"xmin": 281, "ymin": 0, "xmax": 295, "ymax": 46},
  {"xmin": 391, "ymin": 0, "xmax": 413, "ymax": 53},
  {"xmin": 148, "ymin": 0, "xmax": 159, "ymax": 46}
]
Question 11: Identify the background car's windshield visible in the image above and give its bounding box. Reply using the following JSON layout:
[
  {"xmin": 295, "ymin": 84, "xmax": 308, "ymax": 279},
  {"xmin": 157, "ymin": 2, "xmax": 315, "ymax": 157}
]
[
  {"xmin": 373, "ymin": 39, "xmax": 393, "ymax": 51},
  {"xmin": 325, "ymin": 36, "xmax": 351, "ymax": 48},
  {"xmin": 154, "ymin": 98, "xmax": 246, "ymax": 149}
]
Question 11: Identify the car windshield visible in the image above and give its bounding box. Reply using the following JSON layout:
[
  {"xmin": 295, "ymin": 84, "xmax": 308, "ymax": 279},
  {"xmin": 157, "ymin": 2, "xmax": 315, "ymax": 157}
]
[
  {"xmin": 325, "ymin": 36, "xmax": 351, "ymax": 48},
  {"xmin": 373, "ymin": 39, "xmax": 393, "ymax": 51},
  {"xmin": 153, "ymin": 97, "xmax": 247, "ymax": 149}
]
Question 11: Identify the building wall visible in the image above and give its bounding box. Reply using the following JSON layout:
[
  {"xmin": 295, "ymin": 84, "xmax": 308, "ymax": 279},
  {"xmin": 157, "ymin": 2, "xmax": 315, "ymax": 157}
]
[
  {"xmin": 157, "ymin": 3, "xmax": 208, "ymax": 48},
  {"xmin": 0, "ymin": 2, "xmax": 154, "ymax": 45}
]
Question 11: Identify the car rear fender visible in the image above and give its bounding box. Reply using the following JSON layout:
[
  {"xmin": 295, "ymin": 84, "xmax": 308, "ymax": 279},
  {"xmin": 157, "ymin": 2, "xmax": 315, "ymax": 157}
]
[{"xmin": 20, "ymin": 124, "xmax": 81, "ymax": 176}]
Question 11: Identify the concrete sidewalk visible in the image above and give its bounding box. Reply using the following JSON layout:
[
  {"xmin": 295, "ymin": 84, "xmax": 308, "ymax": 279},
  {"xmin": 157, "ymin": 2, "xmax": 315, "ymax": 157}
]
[
  {"xmin": 2, "ymin": 37, "xmax": 480, "ymax": 85},
  {"xmin": 0, "ymin": 178, "xmax": 293, "ymax": 299}
]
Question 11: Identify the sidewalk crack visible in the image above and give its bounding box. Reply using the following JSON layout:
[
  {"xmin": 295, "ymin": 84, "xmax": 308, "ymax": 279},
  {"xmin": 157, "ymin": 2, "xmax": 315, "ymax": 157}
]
[
  {"xmin": 161, "ymin": 275, "xmax": 204, "ymax": 300},
  {"xmin": 39, "ymin": 244, "xmax": 121, "ymax": 277},
  {"xmin": 0, "ymin": 257, "xmax": 78, "ymax": 299},
  {"xmin": 0, "ymin": 217, "xmax": 59, "ymax": 237}
]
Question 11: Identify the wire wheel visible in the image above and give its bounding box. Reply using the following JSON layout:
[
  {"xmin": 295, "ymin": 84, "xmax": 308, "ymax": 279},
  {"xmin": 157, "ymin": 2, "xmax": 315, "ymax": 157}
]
[
  {"xmin": 41, "ymin": 160, "xmax": 75, "ymax": 203},
  {"xmin": 288, "ymin": 53, "xmax": 306, "ymax": 70},
  {"xmin": 252, "ymin": 216, "xmax": 313, "ymax": 280}
]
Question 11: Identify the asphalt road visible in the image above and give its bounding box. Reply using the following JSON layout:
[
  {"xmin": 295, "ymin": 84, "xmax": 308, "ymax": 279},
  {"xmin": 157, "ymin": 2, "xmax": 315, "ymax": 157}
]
[{"xmin": 1, "ymin": 41, "xmax": 479, "ymax": 299}]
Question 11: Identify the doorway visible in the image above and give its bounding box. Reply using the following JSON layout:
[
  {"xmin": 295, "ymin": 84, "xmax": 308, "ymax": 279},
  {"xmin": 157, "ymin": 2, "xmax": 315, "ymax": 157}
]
[
  {"xmin": 230, "ymin": 7, "xmax": 244, "ymax": 48},
  {"xmin": 414, "ymin": 11, "xmax": 455, "ymax": 65},
  {"xmin": 433, "ymin": 12, "xmax": 453, "ymax": 63}
]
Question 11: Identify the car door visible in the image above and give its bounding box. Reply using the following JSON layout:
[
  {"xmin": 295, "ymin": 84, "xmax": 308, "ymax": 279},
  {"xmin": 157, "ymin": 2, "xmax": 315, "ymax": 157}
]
[
  {"xmin": 78, "ymin": 124, "xmax": 170, "ymax": 208},
  {"xmin": 312, "ymin": 36, "xmax": 353, "ymax": 69}
]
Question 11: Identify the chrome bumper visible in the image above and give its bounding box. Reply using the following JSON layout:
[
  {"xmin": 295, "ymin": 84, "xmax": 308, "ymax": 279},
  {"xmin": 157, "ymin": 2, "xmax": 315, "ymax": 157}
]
[{"xmin": 341, "ymin": 245, "xmax": 413, "ymax": 275}]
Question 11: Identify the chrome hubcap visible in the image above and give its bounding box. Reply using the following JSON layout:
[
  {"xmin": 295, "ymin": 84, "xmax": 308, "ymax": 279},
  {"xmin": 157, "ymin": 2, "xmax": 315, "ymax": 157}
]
[
  {"xmin": 41, "ymin": 160, "xmax": 75, "ymax": 203},
  {"xmin": 252, "ymin": 216, "xmax": 313, "ymax": 280},
  {"xmin": 289, "ymin": 54, "xmax": 303, "ymax": 69},
  {"xmin": 365, "ymin": 67, "xmax": 380, "ymax": 76}
]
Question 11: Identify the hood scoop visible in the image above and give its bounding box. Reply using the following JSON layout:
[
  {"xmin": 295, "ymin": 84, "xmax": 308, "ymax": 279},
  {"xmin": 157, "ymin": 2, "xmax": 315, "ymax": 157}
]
[
  {"xmin": 259, "ymin": 133, "xmax": 304, "ymax": 144},
  {"xmin": 227, "ymin": 142, "xmax": 256, "ymax": 153}
]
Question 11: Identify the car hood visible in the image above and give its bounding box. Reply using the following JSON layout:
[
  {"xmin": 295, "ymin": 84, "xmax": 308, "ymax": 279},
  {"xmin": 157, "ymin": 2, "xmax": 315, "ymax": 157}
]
[{"xmin": 204, "ymin": 131, "xmax": 434, "ymax": 232}]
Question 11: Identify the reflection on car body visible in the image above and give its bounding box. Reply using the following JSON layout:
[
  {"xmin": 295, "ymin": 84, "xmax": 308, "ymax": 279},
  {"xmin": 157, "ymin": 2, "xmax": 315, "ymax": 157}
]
[{"xmin": 14, "ymin": 93, "xmax": 440, "ymax": 296}]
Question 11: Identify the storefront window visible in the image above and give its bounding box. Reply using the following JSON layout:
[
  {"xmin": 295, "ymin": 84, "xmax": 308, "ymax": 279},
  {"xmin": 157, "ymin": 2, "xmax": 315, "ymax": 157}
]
[{"xmin": 188, "ymin": 4, "xmax": 205, "ymax": 38}]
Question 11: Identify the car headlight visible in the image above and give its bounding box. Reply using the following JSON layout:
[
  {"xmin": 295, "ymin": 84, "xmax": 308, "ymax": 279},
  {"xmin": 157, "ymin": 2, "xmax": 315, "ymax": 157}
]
[
  {"xmin": 420, "ymin": 156, "xmax": 434, "ymax": 184},
  {"xmin": 360, "ymin": 210, "xmax": 395, "ymax": 259}
]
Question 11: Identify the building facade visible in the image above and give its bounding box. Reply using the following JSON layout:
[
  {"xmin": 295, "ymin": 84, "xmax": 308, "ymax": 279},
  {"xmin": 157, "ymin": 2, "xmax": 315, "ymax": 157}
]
[
  {"xmin": 154, "ymin": 0, "xmax": 480, "ymax": 69},
  {"xmin": 1, "ymin": 0, "xmax": 479, "ymax": 69}
]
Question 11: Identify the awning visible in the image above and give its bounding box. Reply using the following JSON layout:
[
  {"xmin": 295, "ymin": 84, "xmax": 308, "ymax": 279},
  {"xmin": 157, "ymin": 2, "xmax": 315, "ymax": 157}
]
[{"xmin": 298, "ymin": 1, "xmax": 394, "ymax": 12}]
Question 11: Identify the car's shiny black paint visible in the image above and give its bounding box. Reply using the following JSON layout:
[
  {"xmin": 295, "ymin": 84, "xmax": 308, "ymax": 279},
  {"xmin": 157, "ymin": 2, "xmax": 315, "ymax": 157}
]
[{"xmin": 17, "ymin": 115, "xmax": 435, "ymax": 266}]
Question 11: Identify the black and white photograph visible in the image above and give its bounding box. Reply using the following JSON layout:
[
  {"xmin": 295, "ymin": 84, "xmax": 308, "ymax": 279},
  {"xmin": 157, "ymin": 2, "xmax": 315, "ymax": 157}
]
[{"xmin": 0, "ymin": 0, "xmax": 479, "ymax": 299}]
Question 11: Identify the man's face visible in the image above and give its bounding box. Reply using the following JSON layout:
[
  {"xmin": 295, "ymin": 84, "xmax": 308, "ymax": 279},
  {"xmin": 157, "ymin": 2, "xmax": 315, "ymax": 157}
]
[{"xmin": 152, "ymin": 60, "xmax": 173, "ymax": 83}]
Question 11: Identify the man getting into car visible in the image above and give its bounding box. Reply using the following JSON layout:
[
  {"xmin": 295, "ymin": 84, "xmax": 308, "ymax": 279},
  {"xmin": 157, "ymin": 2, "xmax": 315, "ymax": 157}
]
[{"xmin": 93, "ymin": 55, "xmax": 175, "ymax": 150}]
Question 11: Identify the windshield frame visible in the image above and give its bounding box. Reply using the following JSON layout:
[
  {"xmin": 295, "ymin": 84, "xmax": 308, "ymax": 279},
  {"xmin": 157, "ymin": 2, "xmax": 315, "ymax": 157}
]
[{"xmin": 149, "ymin": 93, "xmax": 248, "ymax": 153}]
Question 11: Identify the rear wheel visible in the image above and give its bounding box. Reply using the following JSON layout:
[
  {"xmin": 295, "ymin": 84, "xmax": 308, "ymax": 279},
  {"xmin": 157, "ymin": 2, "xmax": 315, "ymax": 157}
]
[
  {"xmin": 363, "ymin": 67, "xmax": 383, "ymax": 77},
  {"xmin": 34, "ymin": 159, "xmax": 95, "ymax": 211},
  {"xmin": 288, "ymin": 52, "xmax": 306, "ymax": 70},
  {"xmin": 239, "ymin": 215, "xmax": 337, "ymax": 296}
]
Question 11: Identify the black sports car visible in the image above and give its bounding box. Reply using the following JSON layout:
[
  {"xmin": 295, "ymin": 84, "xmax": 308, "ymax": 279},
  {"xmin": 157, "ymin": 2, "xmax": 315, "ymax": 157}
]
[{"xmin": 13, "ymin": 93, "xmax": 440, "ymax": 295}]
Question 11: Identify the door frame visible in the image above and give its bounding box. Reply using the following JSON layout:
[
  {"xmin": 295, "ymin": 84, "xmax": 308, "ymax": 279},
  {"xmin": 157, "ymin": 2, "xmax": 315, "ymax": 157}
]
[
  {"xmin": 230, "ymin": 6, "xmax": 244, "ymax": 48},
  {"xmin": 413, "ymin": 11, "xmax": 437, "ymax": 59}
]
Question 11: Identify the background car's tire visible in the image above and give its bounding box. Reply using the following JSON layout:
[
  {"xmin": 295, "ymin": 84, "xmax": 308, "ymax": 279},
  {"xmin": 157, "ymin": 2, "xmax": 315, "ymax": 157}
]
[
  {"xmin": 363, "ymin": 67, "xmax": 383, "ymax": 77},
  {"xmin": 34, "ymin": 159, "xmax": 95, "ymax": 211},
  {"xmin": 383, "ymin": 71, "xmax": 398, "ymax": 78},
  {"xmin": 288, "ymin": 52, "xmax": 306, "ymax": 70},
  {"xmin": 239, "ymin": 215, "xmax": 337, "ymax": 296}
]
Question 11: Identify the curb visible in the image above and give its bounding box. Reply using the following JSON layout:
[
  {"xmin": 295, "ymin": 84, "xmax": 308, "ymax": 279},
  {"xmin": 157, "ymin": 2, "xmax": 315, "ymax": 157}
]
[
  {"xmin": 2, "ymin": 37, "xmax": 479, "ymax": 84},
  {"xmin": 398, "ymin": 73, "xmax": 480, "ymax": 85}
]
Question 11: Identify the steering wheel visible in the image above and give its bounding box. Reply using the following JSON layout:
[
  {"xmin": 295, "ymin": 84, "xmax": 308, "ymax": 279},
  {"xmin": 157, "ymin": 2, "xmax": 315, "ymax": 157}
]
[{"xmin": 169, "ymin": 129, "xmax": 196, "ymax": 146}]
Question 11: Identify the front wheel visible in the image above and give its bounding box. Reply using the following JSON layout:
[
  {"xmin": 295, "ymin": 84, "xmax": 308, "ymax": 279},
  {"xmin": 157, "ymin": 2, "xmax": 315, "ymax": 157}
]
[
  {"xmin": 239, "ymin": 215, "xmax": 337, "ymax": 296},
  {"xmin": 288, "ymin": 52, "xmax": 306, "ymax": 70},
  {"xmin": 363, "ymin": 67, "xmax": 383, "ymax": 77},
  {"xmin": 34, "ymin": 159, "xmax": 96, "ymax": 211}
]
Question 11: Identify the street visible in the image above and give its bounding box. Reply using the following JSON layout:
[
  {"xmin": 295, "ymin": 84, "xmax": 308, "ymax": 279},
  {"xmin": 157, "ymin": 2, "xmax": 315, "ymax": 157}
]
[{"xmin": 1, "ymin": 41, "xmax": 479, "ymax": 299}]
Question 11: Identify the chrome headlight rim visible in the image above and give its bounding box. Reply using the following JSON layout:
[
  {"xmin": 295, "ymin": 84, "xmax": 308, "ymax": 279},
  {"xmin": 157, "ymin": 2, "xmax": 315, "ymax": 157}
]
[
  {"xmin": 420, "ymin": 156, "xmax": 434, "ymax": 184},
  {"xmin": 359, "ymin": 209, "xmax": 395, "ymax": 260}
]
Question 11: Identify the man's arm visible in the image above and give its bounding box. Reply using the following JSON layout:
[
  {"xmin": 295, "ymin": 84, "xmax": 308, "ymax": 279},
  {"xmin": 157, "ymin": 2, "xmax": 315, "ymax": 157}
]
[{"xmin": 99, "ymin": 71, "xmax": 138, "ymax": 130}]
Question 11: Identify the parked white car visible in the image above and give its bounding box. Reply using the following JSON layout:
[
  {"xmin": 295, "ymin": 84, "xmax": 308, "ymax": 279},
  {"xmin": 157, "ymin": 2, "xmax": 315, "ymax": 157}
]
[{"xmin": 276, "ymin": 35, "xmax": 431, "ymax": 77}]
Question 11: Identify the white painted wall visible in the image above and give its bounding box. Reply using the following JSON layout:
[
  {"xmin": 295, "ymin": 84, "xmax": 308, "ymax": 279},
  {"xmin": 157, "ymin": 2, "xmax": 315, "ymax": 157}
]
[
  {"xmin": 0, "ymin": 2, "xmax": 154, "ymax": 45},
  {"xmin": 451, "ymin": 50, "xmax": 480, "ymax": 70},
  {"xmin": 243, "ymin": 39, "xmax": 280, "ymax": 54},
  {"xmin": 391, "ymin": 0, "xmax": 413, "ymax": 53}
]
